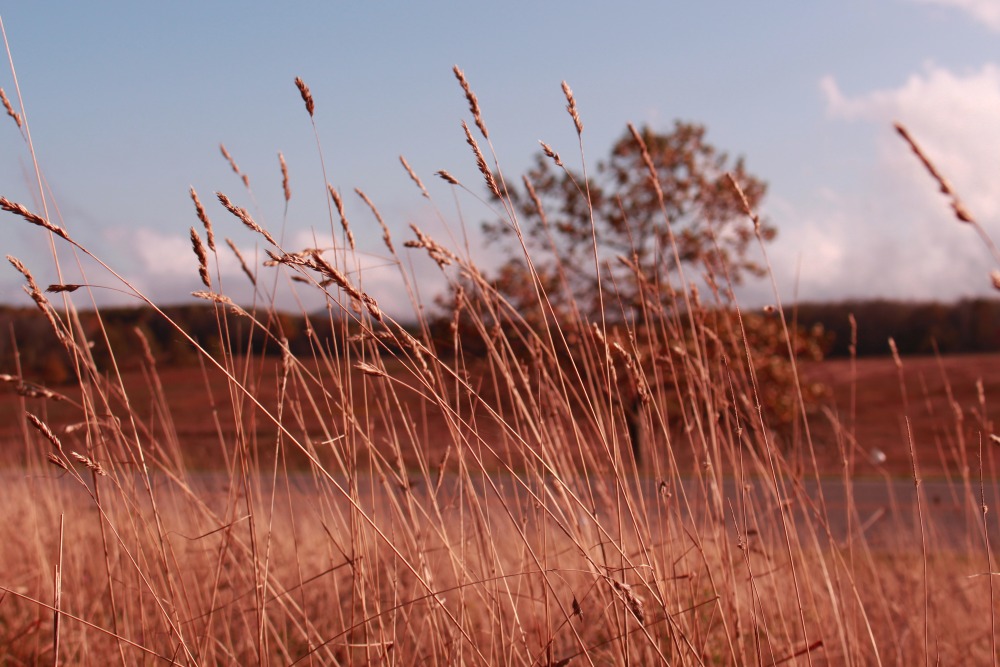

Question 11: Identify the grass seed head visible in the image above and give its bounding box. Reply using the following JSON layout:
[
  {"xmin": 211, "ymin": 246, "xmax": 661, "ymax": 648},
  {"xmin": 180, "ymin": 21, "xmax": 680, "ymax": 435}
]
[
  {"xmin": 70, "ymin": 451, "xmax": 107, "ymax": 476},
  {"xmin": 895, "ymin": 121, "xmax": 975, "ymax": 224},
  {"xmin": 219, "ymin": 144, "xmax": 250, "ymax": 188},
  {"xmin": 328, "ymin": 185, "xmax": 356, "ymax": 251},
  {"xmin": 191, "ymin": 291, "xmax": 235, "ymax": 306},
  {"xmin": 356, "ymin": 361, "xmax": 388, "ymax": 378},
  {"xmin": 279, "ymin": 152, "xmax": 291, "ymax": 202},
  {"xmin": 0, "ymin": 197, "xmax": 70, "ymax": 240},
  {"xmin": 562, "ymin": 81, "xmax": 583, "ymax": 135},
  {"xmin": 0, "ymin": 87, "xmax": 22, "ymax": 129},
  {"xmin": 436, "ymin": 170, "xmax": 460, "ymax": 185},
  {"xmin": 225, "ymin": 238, "xmax": 257, "ymax": 286},
  {"xmin": 405, "ymin": 223, "xmax": 457, "ymax": 268},
  {"xmin": 46, "ymin": 284, "xmax": 81, "ymax": 293},
  {"xmin": 295, "ymin": 76, "xmax": 315, "ymax": 117},
  {"xmin": 453, "ymin": 65, "xmax": 488, "ymax": 139},
  {"xmin": 47, "ymin": 453, "xmax": 68, "ymax": 471},
  {"xmin": 189, "ymin": 187, "xmax": 216, "ymax": 251},
  {"xmin": 539, "ymin": 141, "xmax": 563, "ymax": 167},
  {"xmin": 216, "ymin": 192, "xmax": 277, "ymax": 246},
  {"xmin": 190, "ymin": 226, "xmax": 211, "ymax": 288},
  {"xmin": 462, "ymin": 120, "xmax": 500, "ymax": 198},
  {"xmin": 356, "ymin": 188, "xmax": 394, "ymax": 254},
  {"xmin": 27, "ymin": 412, "xmax": 63, "ymax": 452},
  {"xmin": 400, "ymin": 155, "xmax": 430, "ymax": 199}
]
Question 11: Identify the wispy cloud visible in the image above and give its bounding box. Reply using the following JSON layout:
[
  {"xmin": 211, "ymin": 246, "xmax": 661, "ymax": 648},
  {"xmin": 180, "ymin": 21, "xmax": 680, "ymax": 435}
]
[
  {"xmin": 821, "ymin": 62, "xmax": 1000, "ymax": 222},
  {"xmin": 756, "ymin": 63, "xmax": 1000, "ymax": 305},
  {"xmin": 910, "ymin": 0, "xmax": 1000, "ymax": 32},
  {"xmin": 110, "ymin": 226, "xmax": 444, "ymax": 320}
]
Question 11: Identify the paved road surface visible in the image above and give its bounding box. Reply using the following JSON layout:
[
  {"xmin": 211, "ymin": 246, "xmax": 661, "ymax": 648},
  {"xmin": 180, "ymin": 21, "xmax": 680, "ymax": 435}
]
[{"xmin": 32, "ymin": 470, "xmax": 1000, "ymax": 552}]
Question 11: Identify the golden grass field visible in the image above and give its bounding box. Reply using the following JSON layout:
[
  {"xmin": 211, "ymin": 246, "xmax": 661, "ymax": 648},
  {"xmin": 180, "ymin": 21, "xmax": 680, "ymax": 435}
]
[{"xmin": 1, "ymin": 63, "xmax": 1000, "ymax": 666}]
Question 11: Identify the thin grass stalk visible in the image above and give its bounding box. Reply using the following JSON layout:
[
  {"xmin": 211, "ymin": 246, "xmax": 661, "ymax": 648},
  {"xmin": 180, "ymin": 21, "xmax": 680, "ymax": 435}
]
[
  {"xmin": 2, "ymin": 206, "xmax": 483, "ymax": 659},
  {"xmin": 979, "ymin": 436, "xmax": 998, "ymax": 667},
  {"xmin": 53, "ymin": 513, "xmax": 63, "ymax": 667},
  {"xmin": 1, "ymin": 16, "xmax": 68, "ymax": 292},
  {"xmin": 904, "ymin": 417, "xmax": 930, "ymax": 667},
  {"xmin": 7, "ymin": 57, "xmax": 1000, "ymax": 664}
]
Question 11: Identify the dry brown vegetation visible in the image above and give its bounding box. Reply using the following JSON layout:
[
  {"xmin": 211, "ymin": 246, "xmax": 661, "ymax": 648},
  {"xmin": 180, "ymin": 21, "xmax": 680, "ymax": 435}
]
[{"xmin": 0, "ymin": 51, "xmax": 999, "ymax": 665}]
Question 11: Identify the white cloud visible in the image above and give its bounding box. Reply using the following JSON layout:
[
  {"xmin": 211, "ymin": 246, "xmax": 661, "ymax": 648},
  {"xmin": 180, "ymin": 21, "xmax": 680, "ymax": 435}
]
[
  {"xmin": 822, "ymin": 63, "xmax": 1000, "ymax": 219},
  {"xmin": 101, "ymin": 225, "xmax": 449, "ymax": 320},
  {"xmin": 757, "ymin": 64, "xmax": 1000, "ymax": 305},
  {"xmin": 911, "ymin": 0, "xmax": 1000, "ymax": 31},
  {"xmin": 132, "ymin": 228, "xmax": 205, "ymax": 280}
]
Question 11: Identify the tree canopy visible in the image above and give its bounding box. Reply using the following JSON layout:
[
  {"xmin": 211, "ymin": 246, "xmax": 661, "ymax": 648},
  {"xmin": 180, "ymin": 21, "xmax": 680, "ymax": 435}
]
[{"xmin": 484, "ymin": 121, "xmax": 774, "ymax": 320}]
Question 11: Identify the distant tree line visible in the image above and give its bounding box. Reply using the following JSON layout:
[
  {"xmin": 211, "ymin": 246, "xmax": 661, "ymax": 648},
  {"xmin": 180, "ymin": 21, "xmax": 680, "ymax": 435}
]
[
  {"xmin": 2, "ymin": 298, "xmax": 1000, "ymax": 385},
  {"xmin": 0, "ymin": 304, "xmax": 346, "ymax": 385},
  {"xmin": 793, "ymin": 298, "xmax": 1000, "ymax": 357}
]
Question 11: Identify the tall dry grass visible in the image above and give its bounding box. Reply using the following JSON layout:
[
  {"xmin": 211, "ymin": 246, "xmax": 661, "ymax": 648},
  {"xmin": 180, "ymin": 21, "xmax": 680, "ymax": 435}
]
[{"xmin": 0, "ymin": 46, "xmax": 998, "ymax": 665}]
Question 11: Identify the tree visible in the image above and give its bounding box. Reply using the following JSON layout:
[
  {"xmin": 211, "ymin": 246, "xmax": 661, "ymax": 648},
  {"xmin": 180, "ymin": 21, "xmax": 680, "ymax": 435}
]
[
  {"xmin": 469, "ymin": 122, "xmax": 829, "ymax": 458},
  {"xmin": 484, "ymin": 122, "xmax": 774, "ymax": 320}
]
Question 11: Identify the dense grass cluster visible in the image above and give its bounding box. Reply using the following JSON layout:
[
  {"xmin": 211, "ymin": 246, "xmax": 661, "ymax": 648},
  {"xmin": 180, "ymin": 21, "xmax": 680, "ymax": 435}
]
[{"xmin": 0, "ymin": 65, "xmax": 998, "ymax": 666}]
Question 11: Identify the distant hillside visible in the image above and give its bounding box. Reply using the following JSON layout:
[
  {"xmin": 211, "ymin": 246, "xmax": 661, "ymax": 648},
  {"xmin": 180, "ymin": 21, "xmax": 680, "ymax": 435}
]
[
  {"xmin": 792, "ymin": 298, "xmax": 1000, "ymax": 357},
  {"xmin": 0, "ymin": 304, "xmax": 346, "ymax": 385},
  {"xmin": 2, "ymin": 298, "xmax": 1000, "ymax": 384}
]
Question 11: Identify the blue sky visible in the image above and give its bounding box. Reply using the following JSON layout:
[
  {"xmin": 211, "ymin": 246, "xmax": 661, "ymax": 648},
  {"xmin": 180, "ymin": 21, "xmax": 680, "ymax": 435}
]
[{"xmin": 1, "ymin": 1, "xmax": 999, "ymax": 317}]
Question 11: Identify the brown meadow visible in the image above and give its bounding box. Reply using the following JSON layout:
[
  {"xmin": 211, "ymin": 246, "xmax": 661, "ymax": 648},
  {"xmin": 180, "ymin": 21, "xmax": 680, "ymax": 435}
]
[{"xmin": 0, "ymin": 56, "xmax": 998, "ymax": 666}]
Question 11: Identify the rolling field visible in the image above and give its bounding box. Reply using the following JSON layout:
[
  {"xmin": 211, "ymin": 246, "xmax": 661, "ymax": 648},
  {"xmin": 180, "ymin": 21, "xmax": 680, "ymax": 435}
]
[
  {"xmin": 5, "ymin": 350, "xmax": 998, "ymax": 477},
  {"xmin": 2, "ymin": 334, "xmax": 999, "ymax": 663},
  {"xmin": 1, "ymin": 57, "xmax": 998, "ymax": 665}
]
